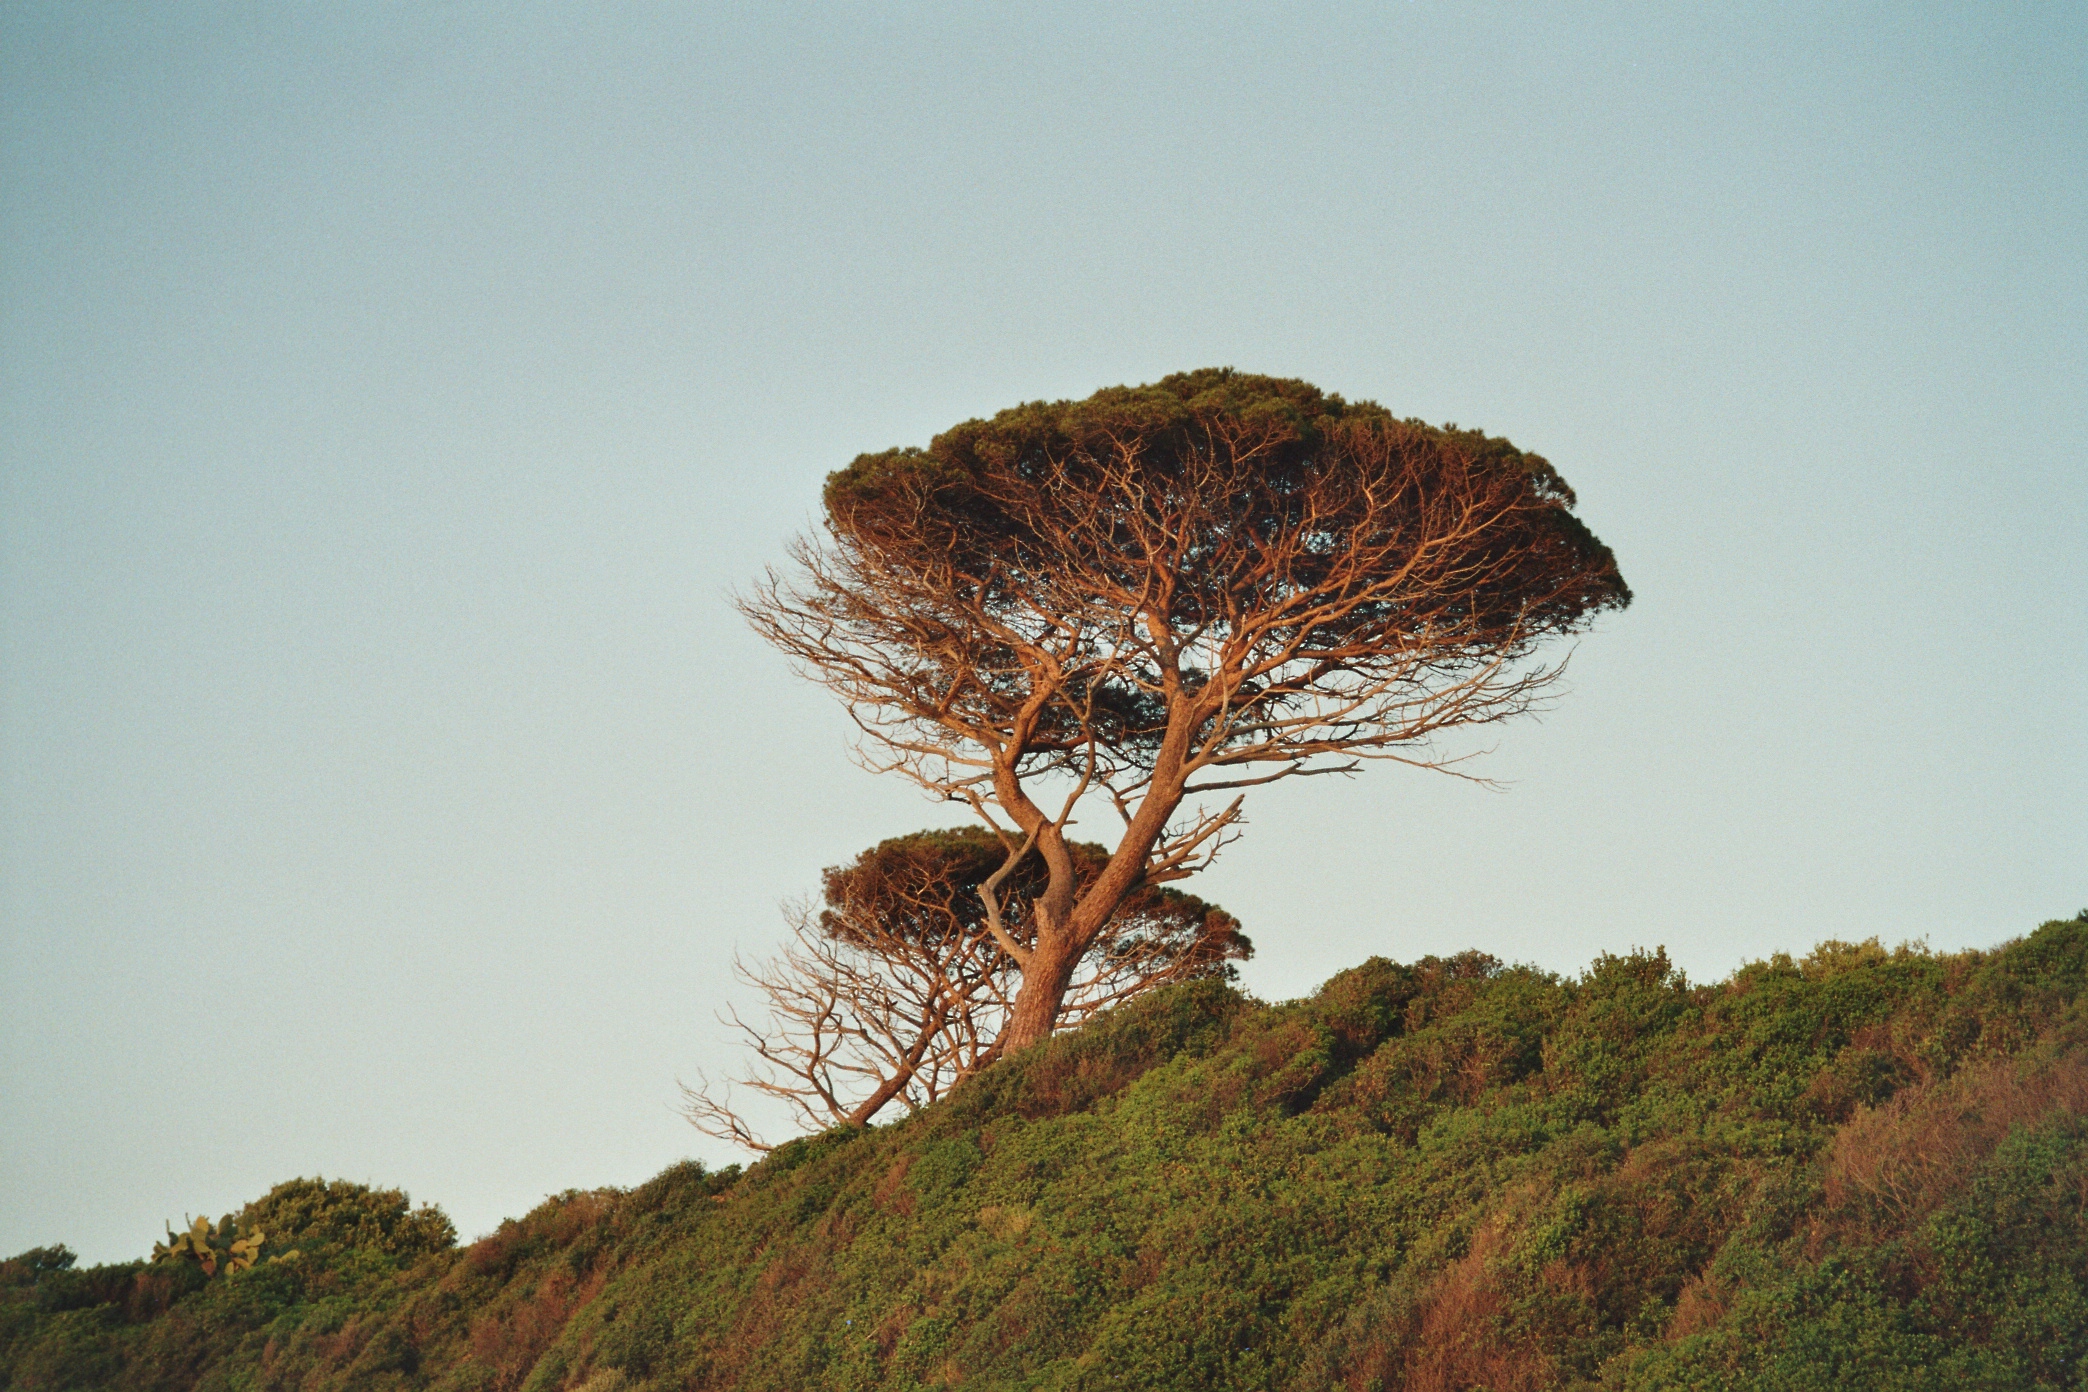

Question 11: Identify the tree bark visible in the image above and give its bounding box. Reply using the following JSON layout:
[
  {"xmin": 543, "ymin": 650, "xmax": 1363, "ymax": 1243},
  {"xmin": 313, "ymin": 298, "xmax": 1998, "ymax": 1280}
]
[
  {"xmin": 1000, "ymin": 932, "xmax": 1082, "ymax": 1052},
  {"xmin": 998, "ymin": 753, "xmax": 1192, "ymax": 1052}
]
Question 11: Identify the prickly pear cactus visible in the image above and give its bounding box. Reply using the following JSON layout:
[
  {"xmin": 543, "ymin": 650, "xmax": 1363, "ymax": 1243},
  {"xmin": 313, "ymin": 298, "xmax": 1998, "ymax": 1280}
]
[
  {"xmin": 151, "ymin": 1214, "xmax": 267, "ymax": 1277},
  {"xmin": 227, "ymin": 1229, "xmax": 264, "ymax": 1273}
]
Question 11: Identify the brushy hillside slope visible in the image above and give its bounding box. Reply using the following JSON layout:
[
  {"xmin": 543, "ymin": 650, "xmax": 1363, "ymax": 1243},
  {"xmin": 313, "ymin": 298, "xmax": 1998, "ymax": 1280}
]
[{"xmin": 8, "ymin": 916, "xmax": 2088, "ymax": 1391}]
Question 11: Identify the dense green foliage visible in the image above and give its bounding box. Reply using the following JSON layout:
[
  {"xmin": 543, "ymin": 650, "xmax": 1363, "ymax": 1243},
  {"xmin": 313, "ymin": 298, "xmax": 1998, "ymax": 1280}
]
[
  {"xmin": 8, "ymin": 917, "xmax": 2087, "ymax": 1391},
  {"xmin": 822, "ymin": 368, "xmax": 1630, "ymax": 637}
]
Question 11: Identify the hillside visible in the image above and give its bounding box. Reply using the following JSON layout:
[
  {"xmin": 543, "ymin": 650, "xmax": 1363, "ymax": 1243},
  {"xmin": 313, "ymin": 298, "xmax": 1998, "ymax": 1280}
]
[{"xmin": 7, "ymin": 916, "xmax": 2088, "ymax": 1391}]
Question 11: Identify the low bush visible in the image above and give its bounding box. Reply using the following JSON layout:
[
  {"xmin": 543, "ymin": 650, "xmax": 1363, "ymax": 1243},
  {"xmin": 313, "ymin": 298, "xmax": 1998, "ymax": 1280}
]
[{"xmin": 5, "ymin": 915, "xmax": 2084, "ymax": 1390}]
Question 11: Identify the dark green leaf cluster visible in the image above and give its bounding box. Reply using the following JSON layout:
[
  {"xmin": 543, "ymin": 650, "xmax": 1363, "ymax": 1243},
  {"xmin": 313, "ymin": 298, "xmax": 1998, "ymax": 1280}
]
[
  {"xmin": 821, "ymin": 827, "xmax": 1248, "ymax": 978},
  {"xmin": 8, "ymin": 917, "xmax": 2087, "ymax": 1390},
  {"xmin": 804, "ymin": 369, "xmax": 1629, "ymax": 769}
]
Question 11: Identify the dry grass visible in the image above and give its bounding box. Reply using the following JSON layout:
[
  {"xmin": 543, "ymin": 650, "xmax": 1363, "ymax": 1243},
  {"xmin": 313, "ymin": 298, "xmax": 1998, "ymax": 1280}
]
[
  {"xmin": 1336, "ymin": 1226, "xmax": 1559, "ymax": 1392},
  {"xmin": 1823, "ymin": 1046, "xmax": 2088, "ymax": 1238}
]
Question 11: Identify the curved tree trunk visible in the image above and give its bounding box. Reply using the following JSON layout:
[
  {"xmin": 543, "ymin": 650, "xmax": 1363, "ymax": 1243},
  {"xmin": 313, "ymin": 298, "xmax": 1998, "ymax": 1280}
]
[
  {"xmin": 995, "ymin": 700, "xmax": 1202, "ymax": 1048},
  {"xmin": 1000, "ymin": 934, "xmax": 1082, "ymax": 1053}
]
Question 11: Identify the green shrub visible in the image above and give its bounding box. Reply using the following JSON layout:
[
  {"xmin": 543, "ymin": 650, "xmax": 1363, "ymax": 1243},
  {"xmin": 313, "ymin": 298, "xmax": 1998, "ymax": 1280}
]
[
  {"xmin": 236, "ymin": 1176, "xmax": 456, "ymax": 1262},
  {"xmin": 7, "ymin": 919, "xmax": 2086, "ymax": 1391}
]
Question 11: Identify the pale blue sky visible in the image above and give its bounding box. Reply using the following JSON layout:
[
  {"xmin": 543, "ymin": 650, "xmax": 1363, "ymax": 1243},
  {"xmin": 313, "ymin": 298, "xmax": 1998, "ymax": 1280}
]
[{"xmin": 3, "ymin": 2, "xmax": 2082, "ymax": 1263}]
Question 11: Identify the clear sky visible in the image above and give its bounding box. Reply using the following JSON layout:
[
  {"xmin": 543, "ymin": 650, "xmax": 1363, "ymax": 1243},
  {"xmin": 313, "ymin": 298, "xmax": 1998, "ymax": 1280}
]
[{"xmin": 3, "ymin": 2, "xmax": 2082, "ymax": 1264}]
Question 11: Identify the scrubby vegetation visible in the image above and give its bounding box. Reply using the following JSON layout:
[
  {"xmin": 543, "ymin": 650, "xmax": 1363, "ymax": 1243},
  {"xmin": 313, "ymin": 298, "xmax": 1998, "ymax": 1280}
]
[{"xmin": 7, "ymin": 916, "xmax": 2088, "ymax": 1390}]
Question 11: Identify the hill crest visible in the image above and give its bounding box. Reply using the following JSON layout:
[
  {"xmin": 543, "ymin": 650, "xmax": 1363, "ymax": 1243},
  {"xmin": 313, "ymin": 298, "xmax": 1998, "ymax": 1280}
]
[{"xmin": 7, "ymin": 918, "xmax": 2088, "ymax": 1390}]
